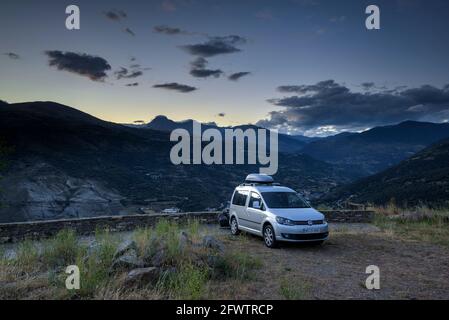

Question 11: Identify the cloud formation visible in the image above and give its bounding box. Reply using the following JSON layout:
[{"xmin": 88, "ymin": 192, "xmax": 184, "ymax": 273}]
[
  {"xmin": 45, "ymin": 51, "xmax": 111, "ymax": 81},
  {"xmin": 189, "ymin": 57, "xmax": 223, "ymax": 78},
  {"xmin": 228, "ymin": 72, "xmax": 251, "ymax": 81},
  {"xmin": 104, "ymin": 10, "xmax": 127, "ymax": 21},
  {"xmin": 258, "ymin": 80, "xmax": 449, "ymax": 135},
  {"xmin": 153, "ymin": 82, "xmax": 197, "ymax": 93},
  {"xmin": 124, "ymin": 28, "xmax": 136, "ymax": 36},
  {"xmin": 114, "ymin": 67, "xmax": 144, "ymax": 80},
  {"xmin": 103, "ymin": 9, "xmax": 128, "ymax": 21},
  {"xmin": 181, "ymin": 35, "xmax": 246, "ymax": 57},
  {"xmin": 217, "ymin": 112, "xmax": 226, "ymax": 117},
  {"xmin": 154, "ymin": 25, "xmax": 188, "ymax": 35},
  {"xmin": 4, "ymin": 52, "xmax": 20, "ymax": 59},
  {"xmin": 125, "ymin": 82, "xmax": 139, "ymax": 87}
]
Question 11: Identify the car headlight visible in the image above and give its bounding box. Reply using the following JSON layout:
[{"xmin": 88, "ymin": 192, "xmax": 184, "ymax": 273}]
[{"xmin": 276, "ymin": 216, "xmax": 295, "ymax": 226}]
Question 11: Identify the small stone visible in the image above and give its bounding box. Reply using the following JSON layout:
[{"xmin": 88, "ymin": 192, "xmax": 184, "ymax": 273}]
[
  {"xmin": 110, "ymin": 249, "xmax": 143, "ymax": 272},
  {"xmin": 202, "ymin": 235, "xmax": 224, "ymax": 252},
  {"xmin": 113, "ymin": 239, "xmax": 138, "ymax": 259},
  {"xmin": 124, "ymin": 267, "xmax": 159, "ymax": 287}
]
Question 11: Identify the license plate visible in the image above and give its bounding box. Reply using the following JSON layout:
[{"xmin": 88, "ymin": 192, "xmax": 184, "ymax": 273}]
[{"xmin": 303, "ymin": 227, "xmax": 320, "ymax": 233}]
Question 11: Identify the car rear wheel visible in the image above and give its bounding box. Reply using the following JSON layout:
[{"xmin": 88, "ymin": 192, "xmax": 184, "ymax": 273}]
[
  {"xmin": 230, "ymin": 217, "xmax": 240, "ymax": 235},
  {"xmin": 263, "ymin": 224, "xmax": 277, "ymax": 248}
]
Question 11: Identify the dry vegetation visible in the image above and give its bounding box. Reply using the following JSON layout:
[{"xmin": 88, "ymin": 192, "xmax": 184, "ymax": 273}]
[
  {"xmin": 1, "ymin": 208, "xmax": 448, "ymax": 300},
  {"xmin": 0, "ymin": 220, "xmax": 261, "ymax": 300},
  {"xmin": 372, "ymin": 204, "xmax": 449, "ymax": 246}
]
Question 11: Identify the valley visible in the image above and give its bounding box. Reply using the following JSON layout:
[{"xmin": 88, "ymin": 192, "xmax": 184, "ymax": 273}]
[{"xmin": 1, "ymin": 100, "xmax": 449, "ymax": 222}]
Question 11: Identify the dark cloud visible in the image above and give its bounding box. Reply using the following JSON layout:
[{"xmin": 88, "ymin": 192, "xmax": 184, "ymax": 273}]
[
  {"xmin": 45, "ymin": 50, "xmax": 111, "ymax": 81},
  {"xmin": 258, "ymin": 80, "xmax": 449, "ymax": 135},
  {"xmin": 190, "ymin": 69, "xmax": 223, "ymax": 78},
  {"xmin": 114, "ymin": 67, "xmax": 143, "ymax": 80},
  {"xmin": 4, "ymin": 52, "xmax": 20, "ymax": 60},
  {"xmin": 134, "ymin": 120, "xmax": 145, "ymax": 124},
  {"xmin": 190, "ymin": 57, "xmax": 207, "ymax": 69},
  {"xmin": 181, "ymin": 35, "xmax": 246, "ymax": 57},
  {"xmin": 153, "ymin": 82, "xmax": 197, "ymax": 93},
  {"xmin": 217, "ymin": 113, "xmax": 226, "ymax": 117},
  {"xmin": 124, "ymin": 28, "xmax": 136, "ymax": 36},
  {"xmin": 189, "ymin": 57, "xmax": 223, "ymax": 78},
  {"xmin": 154, "ymin": 25, "xmax": 188, "ymax": 35},
  {"xmin": 361, "ymin": 82, "xmax": 375, "ymax": 90},
  {"xmin": 125, "ymin": 82, "xmax": 139, "ymax": 87},
  {"xmin": 104, "ymin": 10, "xmax": 127, "ymax": 21},
  {"xmin": 228, "ymin": 72, "xmax": 251, "ymax": 81}
]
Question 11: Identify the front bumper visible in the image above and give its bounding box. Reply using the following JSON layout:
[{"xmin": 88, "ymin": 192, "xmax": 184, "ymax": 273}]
[{"xmin": 274, "ymin": 223, "xmax": 329, "ymax": 242}]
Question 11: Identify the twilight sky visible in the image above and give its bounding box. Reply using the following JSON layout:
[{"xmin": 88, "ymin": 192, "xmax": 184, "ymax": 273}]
[{"xmin": 1, "ymin": 0, "xmax": 449, "ymax": 136}]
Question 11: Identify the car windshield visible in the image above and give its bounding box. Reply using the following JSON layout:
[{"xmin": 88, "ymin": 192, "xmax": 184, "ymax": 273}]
[{"xmin": 261, "ymin": 192, "xmax": 310, "ymax": 209}]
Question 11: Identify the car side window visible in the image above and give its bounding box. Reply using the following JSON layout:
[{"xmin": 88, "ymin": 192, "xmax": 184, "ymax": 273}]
[
  {"xmin": 249, "ymin": 192, "xmax": 264, "ymax": 210},
  {"xmin": 232, "ymin": 190, "xmax": 248, "ymax": 207}
]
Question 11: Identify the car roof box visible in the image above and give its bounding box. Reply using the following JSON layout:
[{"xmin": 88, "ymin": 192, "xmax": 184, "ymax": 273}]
[{"xmin": 245, "ymin": 174, "xmax": 274, "ymax": 184}]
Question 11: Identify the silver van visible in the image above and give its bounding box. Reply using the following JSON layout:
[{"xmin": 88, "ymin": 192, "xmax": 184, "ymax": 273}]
[{"xmin": 229, "ymin": 174, "xmax": 329, "ymax": 248}]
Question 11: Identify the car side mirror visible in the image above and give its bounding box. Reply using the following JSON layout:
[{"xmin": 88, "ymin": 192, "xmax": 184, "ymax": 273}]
[{"xmin": 253, "ymin": 201, "xmax": 261, "ymax": 209}]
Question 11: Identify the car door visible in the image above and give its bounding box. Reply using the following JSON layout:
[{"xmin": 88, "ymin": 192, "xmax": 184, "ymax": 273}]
[
  {"xmin": 246, "ymin": 192, "xmax": 266, "ymax": 232},
  {"xmin": 232, "ymin": 190, "xmax": 250, "ymax": 228}
]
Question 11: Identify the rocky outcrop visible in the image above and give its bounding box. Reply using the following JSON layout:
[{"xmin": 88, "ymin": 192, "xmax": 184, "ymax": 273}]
[{"xmin": 0, "ymin": 162, "xmax": 125, "ymax": 223}]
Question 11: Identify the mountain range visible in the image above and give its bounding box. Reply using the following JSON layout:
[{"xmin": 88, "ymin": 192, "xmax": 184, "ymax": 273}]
[
  {"xmin": 300, "ymin": 121, "xmax": 449, "ymax": 175},
  {"xmin": 1, "ymin": 100, "xmax": 449, "ymax": 222},
  {"xmin": 0, "ymin": 101, "xmax": 354, "ymax": 222},
  {"xmin": 144, "ymin": 115, "xmax": 449, "ymax": 177},
  {"xmin": 322, "ymin": 138, "xmax": 449, "ymax": 207},
  {"xmin": 143, "ymin": 115, "xmax": 311, "ymax": 153}
]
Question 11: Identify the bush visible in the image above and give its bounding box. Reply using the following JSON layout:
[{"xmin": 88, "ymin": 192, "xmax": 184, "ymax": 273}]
[
  {"xmin": 15, "ymin": 240, "xmax": 40, "ymax": 273},
  {"xmin": 42, "ymin": 230, "xmax": 82, "ymax": 267}
]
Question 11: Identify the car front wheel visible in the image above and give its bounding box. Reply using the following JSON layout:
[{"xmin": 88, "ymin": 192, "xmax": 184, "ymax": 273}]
[
  {"xmin": 230, "ymin": 217, "xmax": 240, "ymax": 235},
  {"xmin": 263, "ymin": 224, "xmax": 277, "ymax": 248}
]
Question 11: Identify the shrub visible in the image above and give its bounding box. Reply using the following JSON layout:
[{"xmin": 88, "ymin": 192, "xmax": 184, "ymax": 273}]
[
  {"xmin": 15, "ymin": 240, "xmax": 40, "ymax": 273},
  {"xmin": 42, "ymin": 229, "xmax": 82, "ymax": 267}
]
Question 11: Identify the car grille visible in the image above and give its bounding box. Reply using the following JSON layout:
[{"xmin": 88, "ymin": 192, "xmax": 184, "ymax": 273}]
[
  {"xmin": 281, "ymin": 232, "xmax": 329, "ymax": 240},
  {"xmin": 292, "ymin": 220, "xmax": 324, "ymax": 225}
]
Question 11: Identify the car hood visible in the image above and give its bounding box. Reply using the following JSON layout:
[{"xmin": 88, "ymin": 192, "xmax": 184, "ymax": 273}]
[{"xmin": 268, "ymin": 208, "xmax": 324, "ymax": 221}]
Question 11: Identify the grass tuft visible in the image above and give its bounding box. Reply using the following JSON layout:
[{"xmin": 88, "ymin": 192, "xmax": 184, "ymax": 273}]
[{"xmin": 279, "ymin": 277, "xmax": 311, "ymax": 300}]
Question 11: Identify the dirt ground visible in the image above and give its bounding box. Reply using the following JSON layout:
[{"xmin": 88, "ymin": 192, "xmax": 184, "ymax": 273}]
[
  {"xmin": 206, "ymin": 223, "xmax": 449, "ymax": 300},
  {"xmin": 1, "ymin": 223, "xmax": 448, "ymax": 300}
]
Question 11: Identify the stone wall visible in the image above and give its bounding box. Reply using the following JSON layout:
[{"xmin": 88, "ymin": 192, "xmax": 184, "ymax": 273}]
[
  {"xmin": 321, "ymin": 210, "xmax": 374, "ymax": 223},
  {"xmin": 0, "ymin": 210, "xmax": 373, "ymax": 243}
]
